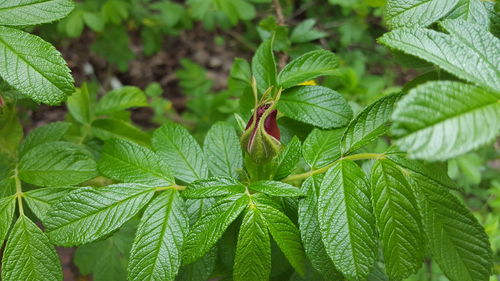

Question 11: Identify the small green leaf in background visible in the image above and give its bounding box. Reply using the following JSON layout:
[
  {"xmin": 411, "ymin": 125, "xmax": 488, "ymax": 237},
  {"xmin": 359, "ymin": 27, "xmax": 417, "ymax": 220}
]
[
  {"xmin": 182, "ymin": 177, "xmax": 245, "ymax": 199},
  {"xmin": 303, "ymin": 128, "xmax": 344, "ymax": 169},
  {"xmin": 371, "ymin": 159, "xmax": 424, "ymax": 280},
  {"xmin": 341, "ymin": 93, "xmax": 401, "ymax": 155},
  {"xmin": 153, "ymin": 123, "xmax": 208, "ymax": 183},
  {"xmin": 274, "ymin": 136, "xmax": 301, "ymax": 180},
  {"xmin": 251, "ymin": 38, "xmax": 276, "ymax": 94},
  {"xmin": 95, "ymin": 86, "xmax": 148, "ymax": 115},
  {"xmin": 67, "ymin": 84, "xmax": 93, "ymax": 124},
  {"xmin": 46, "ymin": 184, "xmax": 155, "ymax": 246},
  {"xmin": 392, "ymin": 81, "xmax": 500, "ymax": 161},
  {"xmin": 91, "ymin": 118, "xmax": 151, "ymax": 147},
  {"xmin": 24, "ymin": 187, "xmax": 75, "ymax": 221},
  {"xmin": 1, "ymin": 216, "xmax": 62, "ymax": 281},
  {"xmin": 233, "ymin": 207, "xmax": 271, "ymax": 281},
  {"xmin": 19, "ymin": 141, "xmax": 97, "ymax": 187},
  {"xmin": 0, "ymin": 196, "xmax": 15, "ymax": 245},
  {"xmin": 99, "ymin": 139, "xmax": 174, "ymax": 186},
  {"xmin": 0, "ymin": 26, "xmax": 74, "ymax": 105},
  {"xmin": 384, "ymin": 0, "xmax": 459, "ymax": 29},
  {"xmin": 278, "ymin": 86, "xmax": 352, "ymax": 129},
  {"xmin": 128, "ymin": 190, "xmax": 188, "ymax": 281},
  {"xmin": 204, "ymin": 122, "xmax": 243, "ymax": 178},
  {"xmin": 19, "ymin": 122, "xmax": 71, "ymax": 156},
  {"xmin": 290, "ymin": 19, "xmax": 328, "ymax": 43},
  {"xmin": 0, "ymin": 105, "xmax": 22, "ymax": 156},
  {"xmin": 277, "ymin": 50, "xmax": 338, "ymax": 88},
  {"xmin": 0, "ymin": 0, "xmax": 74, "ymax": 26},
  {"xmin": 318, "ymin": 159, "xmax": 377, "ymax": 281},
  {"xmin": 182, "ymin": 193, "xmax": 249, "ymax": 264},
  {"xmin": 249, "ymin": 181, "xmax": 304, "ymax": 197},
  {"xmin": 83, "ymin": 12, "xmax": 105, "ymax": 32}
]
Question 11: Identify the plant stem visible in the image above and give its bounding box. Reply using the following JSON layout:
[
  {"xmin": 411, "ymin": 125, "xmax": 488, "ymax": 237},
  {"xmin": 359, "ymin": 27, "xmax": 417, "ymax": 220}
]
[
  {"xmin": 155, "ymin": 184, "xmax": 186, "ymax": 192},
  {"xmin": 282, "ymin": 153, "xmax": 385, "ymax": 183},
  {"xmin": 14, "ymin": 166, "xmax": 24, "ymax": 216}
]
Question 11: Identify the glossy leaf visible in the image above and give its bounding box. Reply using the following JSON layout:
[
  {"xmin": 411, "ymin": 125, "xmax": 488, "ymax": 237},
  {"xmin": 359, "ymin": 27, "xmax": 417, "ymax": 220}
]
[
  {"xmin": 182, "ymin": 177, "xmax": 245, "ymax": 199},
  {"xmin": 251, "ymin": 38, "xmax": 276, "ymax": 94},
  {"xmin": 1, "ymin": 216, "xmax": 62, "ymax": 281},
  {"xmin": 153, "ymin": 123, "xmax": 208, "ymax": 183},
  {"xmin": 204, "ymin": 122, "xmax": 242, "ymax": 178},
  {"xmin": 0, "ymin": 26, "xmax": 74, "ymax": 105},
  {"xmin": 318, "ymin": 159, "xmax": 377, "ymax": 281},
  {"xmin": 279, "ymin": 86, "xmax": 352, "ymax": 129},
  {"xmin": 46, "ymin": 184, "xmax": 155, "ymax": 246},
  {"xmin": 249, "ymin": 181, "xmax": 304, "ymax": 197},
  {"xmin": 392, "ymin": 81, "xmax": 500, "ymax": 160},
  {"xmin": 277, "ymin": 50, "xmax": 338, "ymax": 89},
  {"xmin": 128, "ymin": 190, "xmax": 188, "ymax": 281},
  {"xmin": 384, "ymin": 0, "xmax": 459, "ymax": 29},
  {"xmin": 99, "ymin": 139, "xmax": 174, "ymax": 186},
  {"xmin": 0, "ymin": 0, "xmax": 74, "ymax": 26},
  {"xmin": 303, "ymin": 128, "xmax": 344, "ymax": 169}
]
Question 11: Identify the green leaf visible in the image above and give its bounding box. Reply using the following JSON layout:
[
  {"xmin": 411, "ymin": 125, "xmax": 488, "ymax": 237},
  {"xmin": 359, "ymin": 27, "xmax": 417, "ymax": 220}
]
[
  {"xmin": 298, "ymin": 176, "xmax": 343, "ymax": 279},
  {"xmin": 303, "ymin": 128, "xmax": 344, "ymax": 169},
  {"xmin": 67, "ymin": 84, "xmax": 93, "ymax": 124},
  {"xmin": 182, "ymin": 193, "xmax": 249, "ymax": 264},
  {"xmin": 278, "ymin": 86, "xmax": 352, "ymax": 129},
  {"xmin": 182, "ymin": 177, "xmax": 245, "ymax": 199},
  {"xmin": 0, "ymin": 0, "xmax": 74, "ymax": 26},
  {"xmin": 19, "ymin": 122, "xmax": 70, "ymax": 156},
  {"xmin": 341, "ymin": 93, "xmax": 401, "ymax": 155},
  {"xmin": 91, "ymin": 118, "xmax": 151, "ymax": 147},
  {"xmin": 46, "ymin": 184, "xmax": 155, "ymax": 246},
  {"xmin": 1, "ymin": 216, "xmax": 62, "ymax": 281},
  {"xmin": 274, "ymin": 136, "xmax": 301, "ymax": 180},
  {"xmin": 128, "ymin": 190, "xmax": 188, "ymax": 281},
  {"xmin": 99, "ymin": 139, "xmax": 174, "ymax": 186},
  {"xmin": 249, "ymin": 181, "xmax": 304, "ymax": 197},
  {"xmin": 378, "ymin": 24, "xmax": 500, "ymax": 92},
  {"xmin": 290, "ymin": 19, "xmax": 328, "ymax": 43},
  {"xmin": 384, "ymin": 0, "xmax": 459, "ymax": 29},
  {"xmin": 233, "ymin": 207, "xmax": 271, "ymax": 281},
  {"xmin": 0, "ymin": 26, "xmax": 74, "ymax": 105},
  {"xmin": 153, "ymin": 123, "xmax": 208, "ymax": 183},
  {"xmin": 371, "ymin": 159, "xmax": 424, "ymax": 280},
  {"xmin": 277, "ymin": 50, "xmax": 338, "ymax": 88},
  {"xmin": 204, "ymin": 122, "xmax": 243, "ymax": 178},
  {"xmin": 0, "ymin": 195, "xmax": 15, "ymax": 245},
  {"xmin": 446, "ymin": 0, "xmax": 490, "ymax": 26},
  {"xmin": 251, "ymin": 38, "xmax": 276, "ymax": 94},
  {"xmin": 19, "ymin": 141, "xmax": 97, "ymax": 187},
  {"xmin": 392, "ymin": 81, "xmax": 500, "ymax": 160},
  {"xmin": 414, "ymin": 174, "xmax": 492, "ymax": 281},
  {"xmin": 95, "ymin": 86, "xmax": 148, "ymax": 115},
  {"xmin": 24, "ymin": 187, "xmax": 75, "ymax": 221},
  {"xmin": 255, "ymin": 198, "xmax": 307, "ymax": 276},
  {"xmin": 318, "ymin": 159, "xmax": 377, "ymax": 281},
  {"xmin": 0, "ymin": 105, "xmax": 22, "ymax": 156}
]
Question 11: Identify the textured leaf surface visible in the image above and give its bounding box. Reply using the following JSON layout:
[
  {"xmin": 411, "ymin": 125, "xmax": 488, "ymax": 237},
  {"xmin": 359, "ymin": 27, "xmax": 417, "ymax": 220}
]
[
  {"xmin": 204, "ymin": 122, "xmax": 242, "ymax": 178},
  {"xmin": 274, "ymin": 136, "xmax": 301, "ymax": 180},
  {"xmin": 318, "ymin": 159, "xmax": 377, "ymax": 281},
  {"xmin": 414, "ymin": 175, "xmax": 492, "ymax": 281},
  {"xmin": 384, "ymin": 0, "xmax": 459, "ymax": 28},
  {"xmin": 91, "ymin": 118, "xmax": 151, "ymax": 147},
  {"xmin": 128, "ymin": 190, "xmax": 188, "ymax": 281},
  {"xmin": 153, "ymin": 123, "xmax": 208, "ymax": 183},
  {"xmin": 46, "ymin": 184, "xmax": 155, "ymax": 246},
  {"xmin": 19, "ymin": 141, "xmax": 97, "ymax": 187},
  {"xmin": 182, "ymin": 177, "xmax": 245, "ymax": 199},
  {"xmin": 99, "ymin": 139, "xmax": 174, "ymax": 186},
  {"xmin": 447, "ymin": 0, "xmax": 490, "ymax": 26},
  {"xmin": 371, "ymin": 159, "xmax": 423, "ymax": 280},
  {"xmin": 1, "ymin": 216, "xmax": 62, "ymax": 281},
  {"xmin": 392, "ymin": 81, "xmax": 500, "ymax": 160},
  {"xmin": 95, "ymin": 86, "xmax": 148, "ymax": 115},
  {"xmin": 249, "ymin": 181, "xmax": 303, "ymax": 197},
  {"xmin": 19, "ymin": 122, "xmax": 70, "ymax": 156},
  {"xmin": 0, "ymin": 26, "xmax": 74, "ymax": 104},
  {"xmin": 379, "ymin": 25, "xmax": 500, "ymax": 91},
  {"xmin": 0, "ymin": 196, "xmax": 15, "ymax": 244},
  {"xmin": 303, "ymin": 128, "xmax": 343, "ymax": 169},
  {"xmin": 256, "ymin": 198, "xmax": 307, "ymax": 276},
  {"xmin": 251, "ymin": 38, "xmax": 276, "ymax": 94},
  {"xmin": 24, "ymin": 187, "xmax": 75, "ymax": 221},
  {"xmin": 0, "ymin": 0, "xmax": 74, "ymax": 26},
  {"xmin": 182, "ymin": 194, "xmax": 249, "ymax": 264},
  {"xmin": 278, "ymin": 86, "xmax": 352, "ymax": 129},
  {"xmin": 67, "ymin": 85, "xmax": 92, "ymax": 124},
  {"xmin": 277, "ymin": 50, "xmax": 338, "ymax": 88},
  {"xmin": 341, "ymin": 93, "xmax": 401, "ymax": 155},
  {"xmin": 298, "ymin": 176, "xmax": 343, "ymax": 279},
  {"xmin": 233, "ymin": 207, "xmax": 271, "ymax": 281}
]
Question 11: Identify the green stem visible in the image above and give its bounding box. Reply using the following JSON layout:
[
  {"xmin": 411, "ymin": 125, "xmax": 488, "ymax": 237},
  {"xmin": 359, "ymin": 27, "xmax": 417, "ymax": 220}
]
[
  {"xmin": 155, "ymin": 184, "xmax": 186, "ymax": 192},
  {"xmin": 282, "ymin": 153, "xmax": 385, "ymax": 183},
  {"xmin": 14, "ymin": 166, "xmax": 24, "ymax": 216}
]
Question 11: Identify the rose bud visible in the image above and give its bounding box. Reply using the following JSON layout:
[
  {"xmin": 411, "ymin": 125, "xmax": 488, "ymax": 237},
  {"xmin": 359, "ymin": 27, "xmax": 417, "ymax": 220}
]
[{"xmin": 240, "ymin": 104, "xmax": 281, "ymax": 164}]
